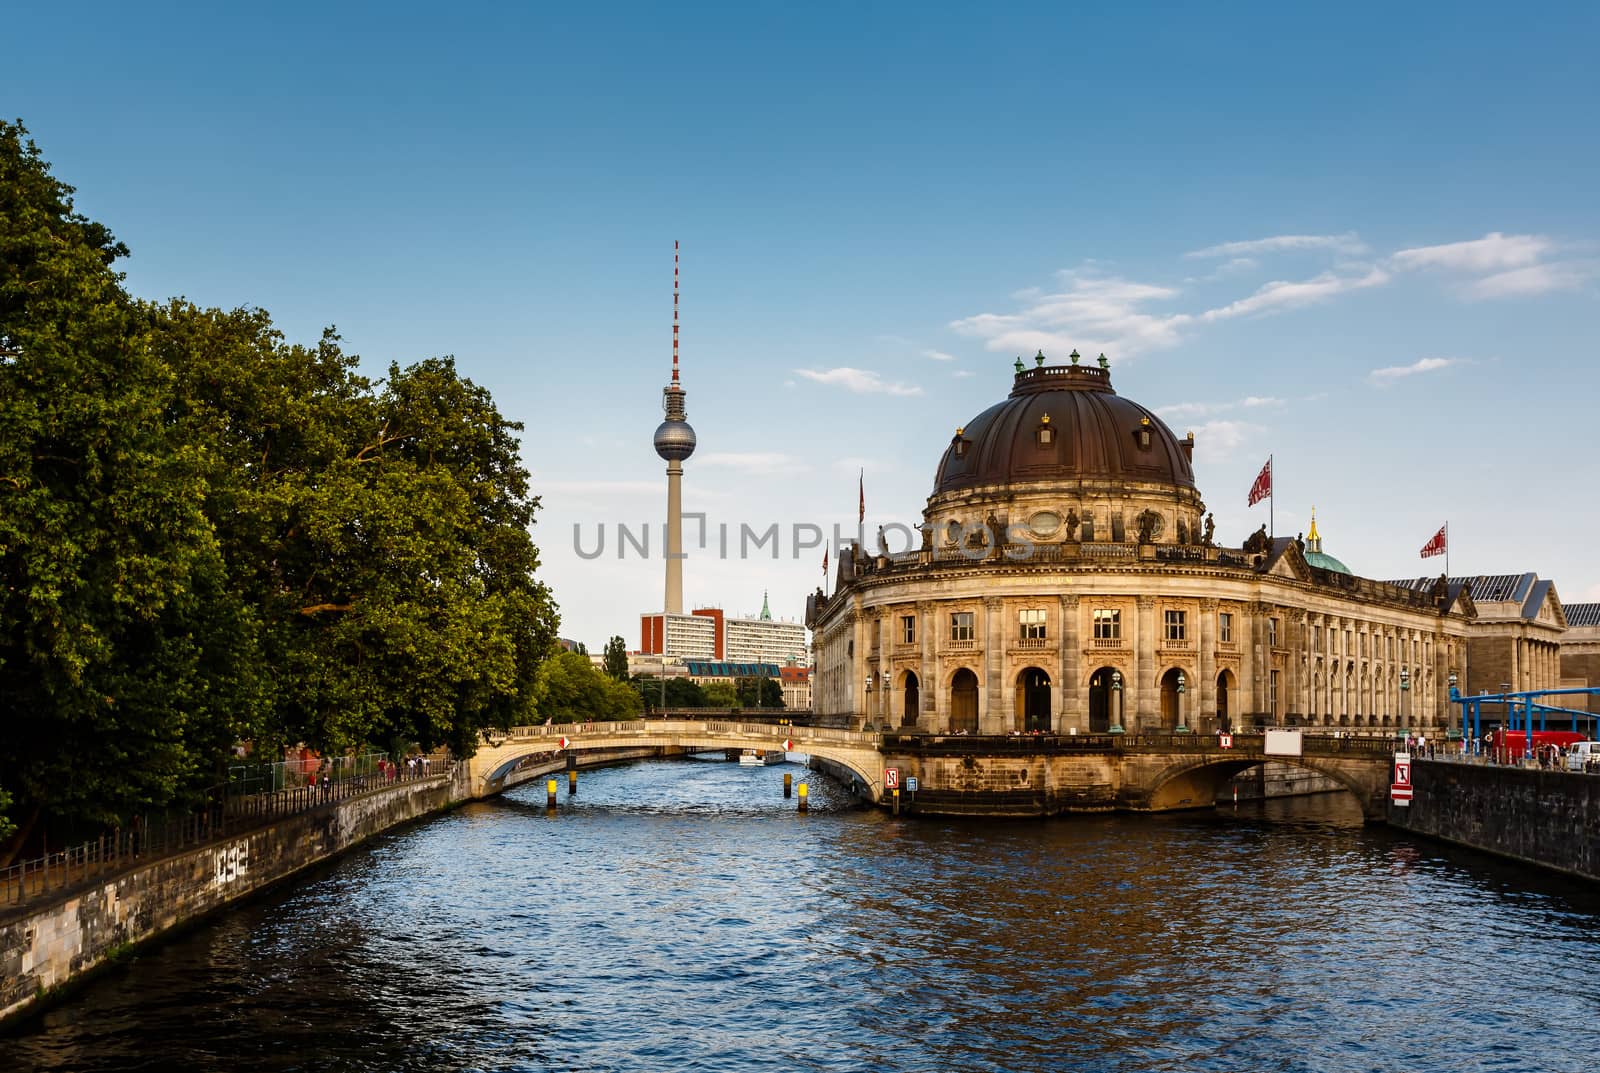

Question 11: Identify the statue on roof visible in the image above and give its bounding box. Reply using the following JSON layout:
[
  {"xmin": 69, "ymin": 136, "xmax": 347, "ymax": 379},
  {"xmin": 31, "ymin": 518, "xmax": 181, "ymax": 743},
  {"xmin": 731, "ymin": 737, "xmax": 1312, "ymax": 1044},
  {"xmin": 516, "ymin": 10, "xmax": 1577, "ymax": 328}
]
[
  {"xmin": 1202, "ymin": 512, "xmax": 1215, "ymax": 546},
  {"xmin": 1243, "ymin": 524, "xmax": 1271, "ymax": 555}
]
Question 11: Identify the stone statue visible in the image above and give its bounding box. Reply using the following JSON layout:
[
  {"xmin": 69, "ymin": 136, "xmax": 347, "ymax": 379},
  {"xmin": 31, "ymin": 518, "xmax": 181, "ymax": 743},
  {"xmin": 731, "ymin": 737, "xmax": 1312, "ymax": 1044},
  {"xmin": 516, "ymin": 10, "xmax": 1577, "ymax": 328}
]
[
  {"xmin": 1065, "ymin": 508, "xmax": 1080, "ymax": 540},
  {"xmin": 1136, "ymin": 509, "xmax": 1159, "ymax": 544},
  {"xmin": 920, "ymin": 522, "xmax": 933, "ymax": 551},
  {"xmin": 1243, "ymin": 524, "xmax": 1270, "ymax": 554},
  {"xmin": 1176, "ymin": 518, "xmax": 1189, "ymax": 545},
  {"xmin": 1202, "ymin": 513, "xmax": 1215, "ymax": 547},
  {"xmin": 877, "ymin": 525, "xmax": 888, "ymax": 556}
]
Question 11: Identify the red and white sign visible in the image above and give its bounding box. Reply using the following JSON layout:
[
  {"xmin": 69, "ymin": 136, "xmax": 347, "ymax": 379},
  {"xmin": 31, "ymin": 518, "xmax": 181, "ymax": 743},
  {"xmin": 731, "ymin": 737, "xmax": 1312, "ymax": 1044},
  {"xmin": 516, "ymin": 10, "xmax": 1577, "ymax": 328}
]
[
  {"xmin": 556, "ymin": 736, "xmax": 569, "ymax": 750},
  {"xmin": 783, "ymin": 739, "xmax": 795, "ymax": 752},
  {"xmin": 1391, "ymin": 751, "xmax": 1412, "ymax": 805},
  {"xmin": 884, "ymin": 767, "xmax": 900, "ymax": 790},
  {"xmin": 1219, "ymin": 734, "xmax": 1233, "ymax": 749}
]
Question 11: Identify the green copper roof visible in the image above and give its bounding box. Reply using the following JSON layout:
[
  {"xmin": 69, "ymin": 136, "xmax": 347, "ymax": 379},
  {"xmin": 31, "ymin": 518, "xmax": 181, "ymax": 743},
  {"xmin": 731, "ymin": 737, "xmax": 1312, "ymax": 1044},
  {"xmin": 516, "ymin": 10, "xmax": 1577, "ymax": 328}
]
[
  {"xmin": 760, "ymin": 590, "xmax": 772, "ymax": 620},
  {"xmin": 1305, "ymin": 550, "xmax": 1351, "ymax": 575}
]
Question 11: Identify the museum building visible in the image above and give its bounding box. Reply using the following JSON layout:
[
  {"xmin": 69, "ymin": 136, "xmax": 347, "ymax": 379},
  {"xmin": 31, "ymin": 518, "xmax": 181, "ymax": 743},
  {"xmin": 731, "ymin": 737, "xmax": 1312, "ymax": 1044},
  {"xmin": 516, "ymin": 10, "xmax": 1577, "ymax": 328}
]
[{"xmin": 806, "ymin": 353, "xmax": 1477, "ymax": 734}]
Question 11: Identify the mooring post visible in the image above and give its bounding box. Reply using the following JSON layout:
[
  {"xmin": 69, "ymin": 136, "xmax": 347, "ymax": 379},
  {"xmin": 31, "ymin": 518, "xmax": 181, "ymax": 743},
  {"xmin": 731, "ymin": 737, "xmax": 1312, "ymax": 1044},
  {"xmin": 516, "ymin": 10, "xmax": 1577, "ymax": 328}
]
[
  {"xmin": 547, "ymin": 778, "xmax": 558, "ymax": 809},
  {"xmin": 568, "ymin": 768, "xmax": 577, "ymax": 795},
  {"xmin": 783, "ymin": 772, "xmax": 793, "ymax": 798},
  {"xmin": 797, "ymin": 782, "xmax": 809, "ymax": 813},
  {"xmin": 892, "ymin": 787, "xmax": 900, "ymax": 816}
]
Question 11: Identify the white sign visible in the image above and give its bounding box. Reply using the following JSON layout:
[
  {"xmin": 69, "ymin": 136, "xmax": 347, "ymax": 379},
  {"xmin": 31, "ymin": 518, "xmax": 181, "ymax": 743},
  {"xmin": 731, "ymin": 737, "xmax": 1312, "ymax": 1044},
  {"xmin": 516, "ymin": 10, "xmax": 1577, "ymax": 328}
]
[
  {"xmin": 556, "ymin": 736, "xmax": 569, "ymax": 750},
  {"xmin": 783, "ymin": 738, "xmax": 795, "ymax": 751},
  {"xmin": 884, "ymin": 767, "xmax": 900, "ymax": 790},
  {"xmin": 906, "ymin": 776, "xmax": 918, "ymax": 792},
  {"xmin": 1391, "ymin": 751, "xmax": 1413, "ymax": 805},
  {"xmin": 213, "ymin": 840, "xmax": 250, "ymax": 887},
  {"xmin": 1219, "ymin": 733, "xmax": 1233, "ymax": 749},
  {"xmin": 1263, "ymin": 729, "xmax": 1303, "ymax": 757}
]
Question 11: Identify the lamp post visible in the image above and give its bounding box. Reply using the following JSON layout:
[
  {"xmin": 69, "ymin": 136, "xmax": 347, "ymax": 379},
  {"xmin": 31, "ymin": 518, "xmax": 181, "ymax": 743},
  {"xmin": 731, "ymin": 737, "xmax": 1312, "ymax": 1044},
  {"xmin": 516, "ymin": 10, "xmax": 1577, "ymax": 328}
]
[
  {"xmin": 863, "ymin": 673, "xmax": 873, "ymax": 730},
  {"xmin": 1399, "ymin": 666, "xmax": 1410, "ymax": 737},
  {"xmin": 1110, "ymin": 669, "xmax": 1125, "ymax": 734},
  {"xmin": 1175, "ymin": 671, "xmax": 1188, "ymax": 733}
]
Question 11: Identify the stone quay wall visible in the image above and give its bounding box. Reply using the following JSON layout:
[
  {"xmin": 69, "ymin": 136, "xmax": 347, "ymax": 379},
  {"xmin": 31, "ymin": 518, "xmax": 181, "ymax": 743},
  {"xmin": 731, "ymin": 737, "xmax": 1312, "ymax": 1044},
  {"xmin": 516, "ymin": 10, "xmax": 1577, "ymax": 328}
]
[
  {"xmin": 1389, "ymin": 759, "xmax": 1600, "ymax": 882},
  {"xmin": 0, "ymin": 769, "xmax": 469, "ymax": 1026}
]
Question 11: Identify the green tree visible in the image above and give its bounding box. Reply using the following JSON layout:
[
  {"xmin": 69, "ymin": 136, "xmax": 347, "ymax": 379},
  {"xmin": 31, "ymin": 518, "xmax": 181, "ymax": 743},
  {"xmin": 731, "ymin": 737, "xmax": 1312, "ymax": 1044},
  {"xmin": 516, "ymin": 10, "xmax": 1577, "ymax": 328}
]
[
  {"xmin": 702, "ymin": 681, "xmax": 739, "ymax": 708},
  {"xmin": 0, "ymin": 121, "xmax": 266, "ymax": 850},
  {"xmin": 631, "ymin": 674, "xmax": 707, "ymax": 711},
  {"xmin": 602, "ymin": 635, "xmax": 629, "ymax": 680},
  {"xmin": 535, "ymin": 650, "xmax": 641, "ymax": 722},
  {"xmin": 736, "ymin": 677, "xmax": 785, "ymax": 709}
]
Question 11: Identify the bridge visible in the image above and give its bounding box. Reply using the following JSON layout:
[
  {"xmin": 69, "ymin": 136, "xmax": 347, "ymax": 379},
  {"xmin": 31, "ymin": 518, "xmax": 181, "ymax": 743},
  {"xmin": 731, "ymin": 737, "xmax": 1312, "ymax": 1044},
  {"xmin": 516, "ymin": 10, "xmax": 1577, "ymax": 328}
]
[{"xmin": 467, "ymin": 721, "xmax": 1401, "ymax": 820}]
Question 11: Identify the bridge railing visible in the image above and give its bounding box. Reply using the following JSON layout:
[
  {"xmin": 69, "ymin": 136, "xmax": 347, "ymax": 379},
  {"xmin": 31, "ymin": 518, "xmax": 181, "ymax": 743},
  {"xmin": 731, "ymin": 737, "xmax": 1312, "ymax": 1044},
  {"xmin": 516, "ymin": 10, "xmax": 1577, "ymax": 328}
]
[
  {"xmin": 497, "ymin": 719, "xmax": 877, "ymax": 748},
  {"xmin": 878, "ymin": 731, "xmax": 1396, "ymax": 758}
]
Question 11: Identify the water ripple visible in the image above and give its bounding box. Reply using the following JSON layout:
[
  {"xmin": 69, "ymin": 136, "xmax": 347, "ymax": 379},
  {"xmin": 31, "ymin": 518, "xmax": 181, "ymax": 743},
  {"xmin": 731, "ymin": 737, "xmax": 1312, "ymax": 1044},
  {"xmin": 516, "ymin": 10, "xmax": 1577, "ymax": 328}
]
[{"xmin": 5, "ymin": 760, "xmax": 1600, "ymax": 1072}]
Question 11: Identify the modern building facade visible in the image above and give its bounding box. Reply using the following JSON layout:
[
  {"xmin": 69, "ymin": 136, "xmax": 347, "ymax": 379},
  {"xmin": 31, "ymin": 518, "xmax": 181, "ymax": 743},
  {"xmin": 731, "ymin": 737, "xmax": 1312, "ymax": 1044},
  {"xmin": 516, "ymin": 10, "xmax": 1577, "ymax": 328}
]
[{"xmin": 807, "ymin": 353, "xmax": 1479, "ymax": 734}]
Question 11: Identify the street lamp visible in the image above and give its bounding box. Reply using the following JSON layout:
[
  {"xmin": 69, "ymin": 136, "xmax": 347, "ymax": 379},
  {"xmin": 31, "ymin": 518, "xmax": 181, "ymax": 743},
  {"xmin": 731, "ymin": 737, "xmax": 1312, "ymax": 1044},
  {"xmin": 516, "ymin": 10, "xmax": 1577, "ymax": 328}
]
[
  {"xmin": 1399, "ymin": 665, "xmax": 1410, "ymax": 736},
  {"xmin": 1175, "ymin": 671, "xmax": 1188, "ymax": 733},
  {"xmin": 1110, "ymin": 669, "xmax": 1125, "ymax": 734}
]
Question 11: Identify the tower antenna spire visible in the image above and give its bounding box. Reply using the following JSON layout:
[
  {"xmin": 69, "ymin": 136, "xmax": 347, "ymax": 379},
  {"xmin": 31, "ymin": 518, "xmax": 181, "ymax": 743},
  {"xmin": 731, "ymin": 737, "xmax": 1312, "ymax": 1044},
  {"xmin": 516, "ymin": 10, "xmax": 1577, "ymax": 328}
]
[{"xmin": 672, "ymin": 240, "xmax": 680, "ymax": 384}]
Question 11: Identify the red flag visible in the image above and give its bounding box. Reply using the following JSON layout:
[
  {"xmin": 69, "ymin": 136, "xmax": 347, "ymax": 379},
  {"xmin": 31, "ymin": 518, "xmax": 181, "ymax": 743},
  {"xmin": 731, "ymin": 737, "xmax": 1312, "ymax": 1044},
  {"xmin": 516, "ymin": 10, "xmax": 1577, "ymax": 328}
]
[
  {"xmin": 1420, "ymin": 526, "xmax": 1447, "ymax": 558},
  {"xmin": 858, "ymin": 469, "xmax": 865, "ymax": 525},
  {"xmin": 1246, "ymin": 457, "xmax": 1272, "ymax": 506},
  {"xmin": 822, "ymin": 548, "xmax": 829, "ymax": 576}
]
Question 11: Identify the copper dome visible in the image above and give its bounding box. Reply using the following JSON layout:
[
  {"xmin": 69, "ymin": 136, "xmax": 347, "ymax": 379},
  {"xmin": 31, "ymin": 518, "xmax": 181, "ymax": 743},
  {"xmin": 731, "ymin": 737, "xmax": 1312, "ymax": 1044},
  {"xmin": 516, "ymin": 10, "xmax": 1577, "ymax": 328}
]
[{"xmin": 933, "ymin": 361, "xmax": 1195, "ymax": 495}]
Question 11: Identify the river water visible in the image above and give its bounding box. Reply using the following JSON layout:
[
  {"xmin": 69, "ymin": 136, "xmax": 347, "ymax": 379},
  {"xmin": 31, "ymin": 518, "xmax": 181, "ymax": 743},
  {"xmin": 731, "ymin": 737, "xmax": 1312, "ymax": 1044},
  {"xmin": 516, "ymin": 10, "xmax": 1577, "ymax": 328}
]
[{"xmin": 4, "ymin": 757, "xmax": 1600, "ymax": 1073}]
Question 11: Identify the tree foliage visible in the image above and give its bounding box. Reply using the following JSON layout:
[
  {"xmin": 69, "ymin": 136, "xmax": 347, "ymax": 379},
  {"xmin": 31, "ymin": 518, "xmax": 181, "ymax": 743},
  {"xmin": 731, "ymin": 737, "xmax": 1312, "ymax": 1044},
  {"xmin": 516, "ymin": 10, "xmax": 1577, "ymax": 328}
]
[
  {"xmin": 534, "ymin": 651, "xmax": 641, "ymax": 723},
  {"xmin": 0, "ymin": 121, "xmax": 559, "ymax": 849},
  {"xmin": 602, "ymin": 635, "xmax": 629, "ymax": 680},
  {"xmin": 736, "ymin": 677, "xmax": 785, "ymax": 709},
  {"xmin": 701, "ymin": 681, "xmax": 739, "ymax": 708}
]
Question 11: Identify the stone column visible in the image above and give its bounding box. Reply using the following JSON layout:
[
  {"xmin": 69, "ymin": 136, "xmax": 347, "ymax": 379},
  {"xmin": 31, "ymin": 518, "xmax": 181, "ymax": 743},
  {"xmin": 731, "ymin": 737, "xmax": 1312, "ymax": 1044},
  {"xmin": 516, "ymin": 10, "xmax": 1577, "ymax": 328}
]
[
  {"xmin": 984, "ymin": 597, "xmax": 1005, "ymax": 733},
  {"xmin": 1135, "ymin": 596, "xmax": 1157, "ymax": 729},
  {"xmin": 876, "ymin": 610, "xmax": 891, "ymax": 726},
  {"xmin": 918, "ymin": 600, "xmax": 937, "ymax": 732},
  {"xmin": 1059, "ymin": 594, "xmax": 1081, "ymax": 731},
  {"xmin": 1198, "ymin": 598, "xmax": 1218, "ymax": 732}
]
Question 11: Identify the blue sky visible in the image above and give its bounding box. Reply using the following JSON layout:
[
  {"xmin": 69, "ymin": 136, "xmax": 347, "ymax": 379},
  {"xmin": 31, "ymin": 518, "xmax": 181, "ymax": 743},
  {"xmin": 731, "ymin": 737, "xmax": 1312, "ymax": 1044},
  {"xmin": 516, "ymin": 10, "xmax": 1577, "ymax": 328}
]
[{"xmin": 11, "ymin": 2, "xmax": 1599, "ymax": 647}]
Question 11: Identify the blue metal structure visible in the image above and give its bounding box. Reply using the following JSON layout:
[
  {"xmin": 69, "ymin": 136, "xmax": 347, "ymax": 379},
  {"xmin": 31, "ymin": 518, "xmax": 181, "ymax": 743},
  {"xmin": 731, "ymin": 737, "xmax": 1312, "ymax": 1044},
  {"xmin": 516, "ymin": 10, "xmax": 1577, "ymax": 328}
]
[{"xmin": 1449, "ymin": 684, "xmax": 1600, "ymax": 757}]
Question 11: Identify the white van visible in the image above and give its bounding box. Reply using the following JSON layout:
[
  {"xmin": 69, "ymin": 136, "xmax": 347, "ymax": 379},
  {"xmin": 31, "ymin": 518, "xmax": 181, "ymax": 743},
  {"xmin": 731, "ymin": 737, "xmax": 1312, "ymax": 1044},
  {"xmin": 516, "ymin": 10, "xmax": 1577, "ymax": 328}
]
[{"xmin": 1565, "ymin": 741, "xmax": 1600, "ymax": 772}]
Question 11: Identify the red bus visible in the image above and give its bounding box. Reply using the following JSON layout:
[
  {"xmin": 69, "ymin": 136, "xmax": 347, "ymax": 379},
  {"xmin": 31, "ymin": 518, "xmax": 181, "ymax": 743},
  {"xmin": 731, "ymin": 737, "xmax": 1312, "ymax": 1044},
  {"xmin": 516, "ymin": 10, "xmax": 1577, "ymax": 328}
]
[{"xmin": 1485, "ymin": 728, "xmax": 1590, "ymax": 761}]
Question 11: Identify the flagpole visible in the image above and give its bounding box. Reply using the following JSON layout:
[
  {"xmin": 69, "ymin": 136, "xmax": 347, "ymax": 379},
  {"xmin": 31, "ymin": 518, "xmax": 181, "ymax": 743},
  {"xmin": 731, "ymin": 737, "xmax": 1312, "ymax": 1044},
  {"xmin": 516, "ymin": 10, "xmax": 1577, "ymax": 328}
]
[
  {"xmin": 1269, "ymin": 454, "xmax": 1274, "ymax": 541},
  {"xmin": 1445, "ymin": 520, "xmax": 1449, "ymax": 579}
]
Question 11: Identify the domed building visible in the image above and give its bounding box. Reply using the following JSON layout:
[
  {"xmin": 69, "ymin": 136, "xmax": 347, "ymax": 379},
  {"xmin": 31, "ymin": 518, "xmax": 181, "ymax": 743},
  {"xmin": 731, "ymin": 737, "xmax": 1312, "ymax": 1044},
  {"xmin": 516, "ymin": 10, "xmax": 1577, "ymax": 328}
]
[{"xmin": 807, "ymin": 353, "xmax": 1475, "ymax": 736}]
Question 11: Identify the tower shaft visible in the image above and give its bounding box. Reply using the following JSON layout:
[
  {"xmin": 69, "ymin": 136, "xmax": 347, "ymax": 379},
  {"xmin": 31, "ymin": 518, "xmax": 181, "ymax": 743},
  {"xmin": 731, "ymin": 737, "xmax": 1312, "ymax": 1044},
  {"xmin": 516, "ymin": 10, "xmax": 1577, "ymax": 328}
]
[{"xmin": 665, "ymin": 459, "xmax": 685, "ymax": 614}]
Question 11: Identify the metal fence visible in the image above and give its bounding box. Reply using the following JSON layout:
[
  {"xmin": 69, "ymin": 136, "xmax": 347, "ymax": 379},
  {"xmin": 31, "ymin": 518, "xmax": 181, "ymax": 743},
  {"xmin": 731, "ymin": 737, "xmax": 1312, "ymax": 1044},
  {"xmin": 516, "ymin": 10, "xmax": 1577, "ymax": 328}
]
[{"xmin": 1, "ymin": 752, "xmax": 454, "ymax": 910}]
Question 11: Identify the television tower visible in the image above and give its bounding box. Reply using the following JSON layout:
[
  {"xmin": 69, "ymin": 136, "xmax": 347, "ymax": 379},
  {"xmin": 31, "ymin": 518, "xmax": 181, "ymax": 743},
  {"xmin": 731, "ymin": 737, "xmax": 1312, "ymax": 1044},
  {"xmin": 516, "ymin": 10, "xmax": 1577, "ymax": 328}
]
[{"xmin": 653, "ymin": 241, "xmax": 696, "ymax": 614}]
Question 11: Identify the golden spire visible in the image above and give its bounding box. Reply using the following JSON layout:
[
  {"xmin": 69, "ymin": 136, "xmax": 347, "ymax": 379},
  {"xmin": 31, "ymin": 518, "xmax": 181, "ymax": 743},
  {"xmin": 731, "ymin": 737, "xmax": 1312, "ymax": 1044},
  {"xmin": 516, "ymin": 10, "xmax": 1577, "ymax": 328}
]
[{"xmin": 1307, "ymin": 505, "xmax": 1321, "ymax": 549}]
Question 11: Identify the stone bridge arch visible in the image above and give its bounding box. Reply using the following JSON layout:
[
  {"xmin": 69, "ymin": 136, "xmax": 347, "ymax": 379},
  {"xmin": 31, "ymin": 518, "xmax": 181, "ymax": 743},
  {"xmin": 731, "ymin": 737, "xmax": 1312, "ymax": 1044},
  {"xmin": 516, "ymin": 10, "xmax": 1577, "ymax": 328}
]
[
  {"xmin": 466, "ymin": 721, "xmax": 889, "ymax": 800},
  {"xmin": 1128, "ymin": 752, "xmax": 1390, "ymax": 821}
]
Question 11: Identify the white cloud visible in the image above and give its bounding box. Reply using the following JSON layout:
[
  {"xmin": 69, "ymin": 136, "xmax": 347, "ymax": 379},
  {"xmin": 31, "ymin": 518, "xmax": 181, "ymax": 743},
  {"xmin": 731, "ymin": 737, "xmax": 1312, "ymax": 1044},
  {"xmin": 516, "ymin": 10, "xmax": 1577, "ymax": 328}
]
[
  {"xmin": 949, "ymin": 271, "xmax": 1192, "ymax": 359},
  {"xmin": 1390, "ymin": 232, "xmax": 1552, "ymax": 273},
  {"xmin": 1467, "ymin": 261, "xmax": 1593, "ymax": 298},
  {"xmin": 1369, "ymin": 357, "xmax": 1461, "ymax": 381},
  {"xmin": 952, "ymin": 369, "xmax": 975, "ymax": 378},
  {"xmin": 923, "ymin": 349, "xmax": 958, "ymax": 362},
  {"xmin": 794, "ymin": 366, "xmax": 923, "ymax": 396},
  {"xmin": 1186, "ymin": 233, "xmax": 1368, "ymax": 259},
  {"xmin": 1156, "ymin": 396, "xmax": 1284, "ymax": 419},
  {"xmin": 1191, "ymin": 420, "xmax": 1261, "ymax": 465},
  {"xmin": 1199, "ymin": 268, "xmax": 1391, "ymax": 321},
  {"xmin": 698, "ymin": 452, "xmax": 806, "ymax": 472}
]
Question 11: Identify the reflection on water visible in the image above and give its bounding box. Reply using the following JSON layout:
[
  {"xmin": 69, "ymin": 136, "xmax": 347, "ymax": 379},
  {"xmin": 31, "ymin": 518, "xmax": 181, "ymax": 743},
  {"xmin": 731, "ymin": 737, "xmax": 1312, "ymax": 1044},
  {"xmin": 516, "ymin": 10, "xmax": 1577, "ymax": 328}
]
[{"xmin": 5, "ymin": 759, "xmax": 1599, "ymax": 1073}]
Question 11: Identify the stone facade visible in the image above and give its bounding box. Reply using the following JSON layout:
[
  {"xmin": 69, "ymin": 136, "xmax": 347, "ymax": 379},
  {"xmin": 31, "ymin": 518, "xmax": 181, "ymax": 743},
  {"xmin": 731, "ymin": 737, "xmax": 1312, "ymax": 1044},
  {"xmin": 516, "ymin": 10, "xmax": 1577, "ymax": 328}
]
[{"xmin": 808, "ymin": 359, "xmax": 1475, "ymax": 735}]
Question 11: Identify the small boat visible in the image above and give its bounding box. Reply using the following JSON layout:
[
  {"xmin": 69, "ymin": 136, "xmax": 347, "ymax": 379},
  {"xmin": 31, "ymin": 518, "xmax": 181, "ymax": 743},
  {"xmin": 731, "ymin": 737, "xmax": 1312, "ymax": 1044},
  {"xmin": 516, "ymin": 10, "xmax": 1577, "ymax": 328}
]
[{"xmin": 739, "ymin": 748, "xmax": 784, "ymax": 766}]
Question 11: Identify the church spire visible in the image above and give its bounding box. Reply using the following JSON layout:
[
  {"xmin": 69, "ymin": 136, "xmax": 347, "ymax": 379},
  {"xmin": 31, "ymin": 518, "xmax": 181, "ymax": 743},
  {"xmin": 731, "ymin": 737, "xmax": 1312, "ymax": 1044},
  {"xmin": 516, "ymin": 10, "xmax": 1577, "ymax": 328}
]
[
  {"xmin": 1307, "ymin": 505, "xmax": 1322, "ymax": 553},
  {"xmin": 760, "ymin": 590, "xmax": 772, "ymax": 620}
]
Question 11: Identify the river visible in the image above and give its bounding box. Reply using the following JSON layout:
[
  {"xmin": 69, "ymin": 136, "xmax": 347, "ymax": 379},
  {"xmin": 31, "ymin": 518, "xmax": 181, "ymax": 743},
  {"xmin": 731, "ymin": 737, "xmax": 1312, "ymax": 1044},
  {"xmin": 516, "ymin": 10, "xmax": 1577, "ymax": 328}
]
[{"xmin": 3, "ymin": 757, "xmax": 1598, "ymax": 1072}]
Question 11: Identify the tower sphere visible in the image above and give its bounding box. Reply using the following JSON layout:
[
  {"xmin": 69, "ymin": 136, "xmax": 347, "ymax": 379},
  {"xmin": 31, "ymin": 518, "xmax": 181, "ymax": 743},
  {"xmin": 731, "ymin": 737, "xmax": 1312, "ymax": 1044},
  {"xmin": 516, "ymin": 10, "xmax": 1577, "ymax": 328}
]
[{"xmin": 654, "ymin": 419, "xmax": 697, "ymax": 461}]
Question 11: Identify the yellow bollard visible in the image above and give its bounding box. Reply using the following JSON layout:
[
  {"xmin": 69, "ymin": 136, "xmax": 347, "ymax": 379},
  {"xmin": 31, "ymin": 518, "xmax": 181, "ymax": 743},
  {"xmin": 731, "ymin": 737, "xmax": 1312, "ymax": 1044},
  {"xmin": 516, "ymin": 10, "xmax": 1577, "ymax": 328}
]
[
  {"xmin": 893, "ymin": 787, "xmax": 900, "ymax": 816},
  {"xmin": 568, "ymin": 768, "xmax": 577, "ymax": 796},
  {"xmin": 547, "ymin": 778, "xmax": 558, "ymax": 809},
  {"xmin": 783, "ymin": 772, "xmax": 793, "ymax": 799},
  {"xmin": 797, "ymin": 782, "xmax": 809, "ymax": 813}
]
